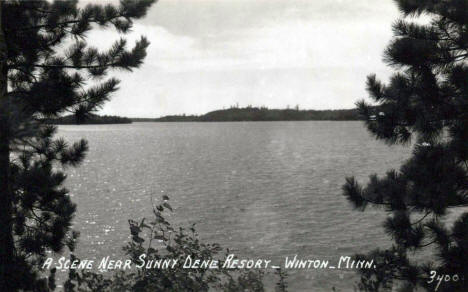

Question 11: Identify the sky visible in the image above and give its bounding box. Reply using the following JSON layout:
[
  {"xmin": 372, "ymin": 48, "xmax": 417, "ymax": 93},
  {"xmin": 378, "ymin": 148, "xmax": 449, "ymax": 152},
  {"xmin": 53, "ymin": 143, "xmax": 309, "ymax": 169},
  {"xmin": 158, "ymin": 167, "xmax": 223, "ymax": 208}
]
[{"xmin": 83, "ymin": 0, "xmax": 401, "ymax": 118}]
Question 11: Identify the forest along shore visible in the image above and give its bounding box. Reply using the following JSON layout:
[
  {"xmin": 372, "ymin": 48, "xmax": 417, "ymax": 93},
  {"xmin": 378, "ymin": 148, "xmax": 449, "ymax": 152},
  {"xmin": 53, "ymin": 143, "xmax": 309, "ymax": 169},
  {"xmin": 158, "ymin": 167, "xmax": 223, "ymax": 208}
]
[{"xmin": 133, "ymin": 107, "xmax": 362, "ymax": 122}]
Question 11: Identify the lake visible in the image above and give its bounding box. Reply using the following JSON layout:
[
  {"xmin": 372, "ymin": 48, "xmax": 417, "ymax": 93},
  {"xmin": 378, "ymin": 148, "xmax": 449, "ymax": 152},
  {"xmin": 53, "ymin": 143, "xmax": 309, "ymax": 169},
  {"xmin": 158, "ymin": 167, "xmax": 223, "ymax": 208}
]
[{"xmin": 58, "ymin": 121, "xmax": 411, "ymax": 291}]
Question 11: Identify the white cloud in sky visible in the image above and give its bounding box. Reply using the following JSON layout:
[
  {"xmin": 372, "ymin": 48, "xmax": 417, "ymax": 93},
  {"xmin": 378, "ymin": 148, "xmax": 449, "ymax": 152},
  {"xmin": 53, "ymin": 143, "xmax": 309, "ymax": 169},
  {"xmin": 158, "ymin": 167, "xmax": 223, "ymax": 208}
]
[{"xmin": 78, "ymin": 0, "xmax": 403, "ymax": 117}]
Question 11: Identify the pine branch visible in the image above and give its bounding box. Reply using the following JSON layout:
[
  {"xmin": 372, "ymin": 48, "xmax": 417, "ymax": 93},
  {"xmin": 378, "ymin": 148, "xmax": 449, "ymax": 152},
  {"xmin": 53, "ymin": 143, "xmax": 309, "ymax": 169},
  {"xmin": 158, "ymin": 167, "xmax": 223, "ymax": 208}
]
[
  {"xmin": 411, "ymin": 211, "xmax": 431, "ymax": 225},
  {"xmin": 21, "ymin": 62, "xmax": 119, "ymax": 70},
  {"xmin": 7, "ymin": 15, "xmax": 123, "ymax": 33}
]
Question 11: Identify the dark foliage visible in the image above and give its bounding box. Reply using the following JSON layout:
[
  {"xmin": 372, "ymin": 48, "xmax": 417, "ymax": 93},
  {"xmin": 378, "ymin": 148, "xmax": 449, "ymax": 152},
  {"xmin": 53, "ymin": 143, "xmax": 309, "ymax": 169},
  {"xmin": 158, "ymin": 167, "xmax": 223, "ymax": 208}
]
[
  {"xmin": 151, "ymin": 107, "xmax": 362, "ymax": 122},
  {"xmin": 343, "ymin": 0, "xmax": 468, "ymax": 291},
  {"xmin": 0, "ymin": 0, "xmax": 156, "ymax": 291},
  {"xmin": 47, "ymin": 114, "xmax": 132, "ymax": 125},
  {"xmin": 64, "ymin": 196, "xmax": 274, "ymax": 292}
]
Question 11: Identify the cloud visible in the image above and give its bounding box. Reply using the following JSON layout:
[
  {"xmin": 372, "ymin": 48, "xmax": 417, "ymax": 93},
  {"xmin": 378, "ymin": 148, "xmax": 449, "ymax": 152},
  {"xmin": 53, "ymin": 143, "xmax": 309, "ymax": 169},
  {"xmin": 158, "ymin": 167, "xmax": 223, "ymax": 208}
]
[{"xmin": 79, "ymin": 0, "xmax": 403, "ymax": 117}]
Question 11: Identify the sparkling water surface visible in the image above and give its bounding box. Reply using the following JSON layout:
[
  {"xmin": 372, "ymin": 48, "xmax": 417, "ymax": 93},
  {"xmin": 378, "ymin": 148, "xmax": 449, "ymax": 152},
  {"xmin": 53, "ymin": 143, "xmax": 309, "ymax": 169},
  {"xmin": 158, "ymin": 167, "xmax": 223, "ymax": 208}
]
[{"xmin": 57, "ymin": 121, "xmax": 412, "ymax": 291}]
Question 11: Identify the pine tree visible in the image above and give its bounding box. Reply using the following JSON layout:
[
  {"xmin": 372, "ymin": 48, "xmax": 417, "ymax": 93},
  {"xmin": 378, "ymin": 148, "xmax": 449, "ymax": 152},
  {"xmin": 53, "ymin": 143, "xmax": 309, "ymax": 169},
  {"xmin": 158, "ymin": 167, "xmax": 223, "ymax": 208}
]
[
  {"xmin": 343, "ymin": 1, "xmax": 468, "ymax": 291},
  {"xmin": 0, "ymin": 0, "xmax": 156, "ymax": 290}
]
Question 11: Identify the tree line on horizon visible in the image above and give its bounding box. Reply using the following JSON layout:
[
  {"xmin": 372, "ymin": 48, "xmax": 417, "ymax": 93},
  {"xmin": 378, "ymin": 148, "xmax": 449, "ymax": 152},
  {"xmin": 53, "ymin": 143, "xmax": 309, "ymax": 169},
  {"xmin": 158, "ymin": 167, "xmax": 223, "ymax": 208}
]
[
  {"xmin": 49, "ymin": 107, "xmax": 362, "ymax": 125},
  {"xmin": 48, "ymin": 114, "xmax": 132, "ymax": 125},
  {"xmin": 151, "ymin": 107, "xmax": 362, "ymax": 122}
]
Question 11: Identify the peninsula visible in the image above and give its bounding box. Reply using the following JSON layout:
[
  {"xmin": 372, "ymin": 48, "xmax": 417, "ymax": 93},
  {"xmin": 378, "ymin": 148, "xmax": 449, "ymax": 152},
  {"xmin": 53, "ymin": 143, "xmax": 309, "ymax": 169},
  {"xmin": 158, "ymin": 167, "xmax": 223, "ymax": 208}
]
[
  {"xmin": 134, "ymin": 107, "xmax": 361, "ymax": 122},
  {"xmin": 48, "ymin": 114, "xmax": 132, "ymax": 125}
]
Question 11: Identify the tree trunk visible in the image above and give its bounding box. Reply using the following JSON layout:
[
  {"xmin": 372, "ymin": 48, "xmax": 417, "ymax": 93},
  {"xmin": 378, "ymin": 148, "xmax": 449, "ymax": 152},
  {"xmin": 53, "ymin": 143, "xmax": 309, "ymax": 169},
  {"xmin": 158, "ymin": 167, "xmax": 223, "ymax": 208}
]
[{"xmin": 0, "ymin": 2, "xmax": 15, "ymax": 291}]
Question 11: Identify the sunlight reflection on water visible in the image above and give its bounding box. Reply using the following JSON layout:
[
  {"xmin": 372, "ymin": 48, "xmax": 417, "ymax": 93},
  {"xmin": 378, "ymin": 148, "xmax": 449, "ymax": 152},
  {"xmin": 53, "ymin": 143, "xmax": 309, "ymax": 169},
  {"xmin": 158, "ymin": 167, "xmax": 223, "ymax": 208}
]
[{"xmin": 58, "ymin": 121, "xmax": 412, "ymax": 291}]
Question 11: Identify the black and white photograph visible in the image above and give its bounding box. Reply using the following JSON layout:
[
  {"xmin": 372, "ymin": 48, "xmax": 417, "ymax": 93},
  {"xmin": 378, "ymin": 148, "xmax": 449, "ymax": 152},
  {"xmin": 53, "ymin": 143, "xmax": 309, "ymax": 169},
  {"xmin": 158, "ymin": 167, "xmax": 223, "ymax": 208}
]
[{"xmin": 0, "ymin": 0, "xmax": 467, "ymax": 291}]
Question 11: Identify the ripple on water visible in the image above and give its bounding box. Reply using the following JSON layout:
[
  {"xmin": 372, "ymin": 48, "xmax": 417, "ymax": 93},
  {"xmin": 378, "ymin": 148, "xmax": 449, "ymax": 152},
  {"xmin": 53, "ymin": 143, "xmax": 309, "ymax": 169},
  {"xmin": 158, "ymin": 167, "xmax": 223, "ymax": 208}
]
[{"xmin": 59, "ymin": 122, "xmax": 411, "ymax": 292}]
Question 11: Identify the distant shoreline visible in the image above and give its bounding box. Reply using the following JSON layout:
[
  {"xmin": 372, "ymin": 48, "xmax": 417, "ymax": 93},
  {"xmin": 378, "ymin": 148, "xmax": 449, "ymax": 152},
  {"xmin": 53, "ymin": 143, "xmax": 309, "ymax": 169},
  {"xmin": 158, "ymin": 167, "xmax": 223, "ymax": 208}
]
[
  {"xmin": 132, "ymin": 107, "xmax": 362, "ymax": 122},
  {"xmin": 47, "ymin": 115, "xmax": 132, "ymax": 125},
  {"xmin": 49, "ymin": 107, "xmax": 363, "ymax": 124},
  {"xmin": 131, "ymin": 119, "xmax": 364, "ymax": 123}
]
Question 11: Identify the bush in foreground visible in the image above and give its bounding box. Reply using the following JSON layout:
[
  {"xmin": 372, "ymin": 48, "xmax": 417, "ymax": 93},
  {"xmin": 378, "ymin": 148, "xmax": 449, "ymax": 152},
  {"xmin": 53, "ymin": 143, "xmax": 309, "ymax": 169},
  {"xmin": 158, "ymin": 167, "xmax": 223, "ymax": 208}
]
[{"xmin": 64, "ymin": 196, "xmax": 288, "ymax": 292}]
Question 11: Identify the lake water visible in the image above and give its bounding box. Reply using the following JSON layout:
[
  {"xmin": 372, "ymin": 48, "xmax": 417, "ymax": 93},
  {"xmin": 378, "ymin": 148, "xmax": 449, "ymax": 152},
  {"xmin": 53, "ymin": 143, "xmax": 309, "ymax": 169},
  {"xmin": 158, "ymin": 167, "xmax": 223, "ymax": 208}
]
[{"xmin": 58, "ymin": 121, "xmax": 412, "ymax": 291}]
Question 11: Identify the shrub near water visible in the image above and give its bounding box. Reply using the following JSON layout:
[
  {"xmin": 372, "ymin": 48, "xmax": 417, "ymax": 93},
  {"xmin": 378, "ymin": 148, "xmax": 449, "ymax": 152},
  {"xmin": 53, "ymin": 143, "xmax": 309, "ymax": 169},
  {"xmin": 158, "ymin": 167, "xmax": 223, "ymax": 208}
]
[{"xmin": 64, "ymin": 196, "xmax": 288, "ymax": 292}]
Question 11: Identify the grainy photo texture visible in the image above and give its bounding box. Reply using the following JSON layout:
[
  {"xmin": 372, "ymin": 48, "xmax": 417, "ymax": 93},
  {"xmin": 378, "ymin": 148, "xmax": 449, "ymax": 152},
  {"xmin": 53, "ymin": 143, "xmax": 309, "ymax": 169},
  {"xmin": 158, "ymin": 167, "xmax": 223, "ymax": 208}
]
[{"xmin": 0, "ymin": 0, "xmax": 467, "ymax": 291}]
